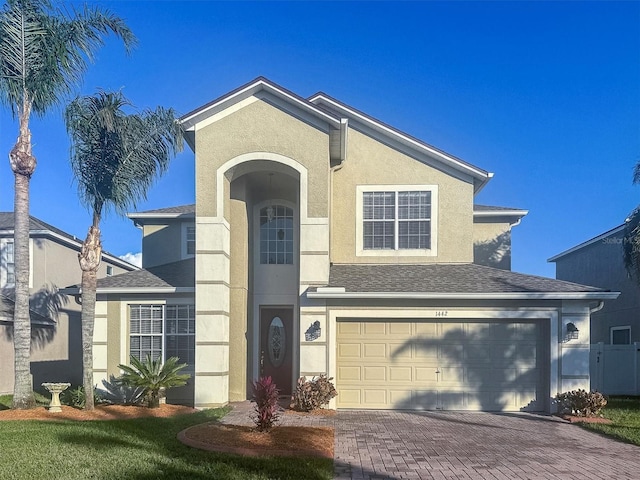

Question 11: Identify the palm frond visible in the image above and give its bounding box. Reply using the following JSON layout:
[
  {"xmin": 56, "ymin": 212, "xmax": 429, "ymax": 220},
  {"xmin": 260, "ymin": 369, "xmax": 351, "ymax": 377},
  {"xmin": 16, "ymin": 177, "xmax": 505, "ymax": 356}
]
[
  {"xmin": 65, "ymin": 90, "xmax": 183, "ymax": 218},
  {"xmin": 624, "ymin": 206, "xmax": 640, "ymax": 281},
  {"xmin": 0, "ymin": 0, "xmax": 136, "ymax": 116}
]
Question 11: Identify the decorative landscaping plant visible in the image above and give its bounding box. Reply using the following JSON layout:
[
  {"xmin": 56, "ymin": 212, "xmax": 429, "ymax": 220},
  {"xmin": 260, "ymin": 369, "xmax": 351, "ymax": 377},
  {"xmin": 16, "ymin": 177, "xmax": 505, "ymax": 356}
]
[
  {"xmin": 96, "ymin": 375, "xmax": 146, "ymax": 406},
  {"xmin": 290, "ymin": 374, "xmax": 337, "ymax": 412},
  {"xmin": 252, "ymin": 376, "xmax": 281, "ymax": 431},
  {"xmin": 61, "ymin": 386, "xmax": 104, "ymax": 409},
  {"xmin": 555, "ymin": 389, "xmax": 608, "ymax": 417},
  {"xmin": 118, "ymin": 355, "xmax": 190, "ymax": 408}
]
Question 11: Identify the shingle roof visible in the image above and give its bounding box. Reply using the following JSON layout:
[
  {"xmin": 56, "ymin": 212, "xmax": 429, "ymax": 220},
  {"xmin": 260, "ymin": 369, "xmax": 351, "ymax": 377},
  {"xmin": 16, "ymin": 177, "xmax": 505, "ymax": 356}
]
[
  {"xmin": 131, "ymin": 204, "xmax": 195, "ymax": 215},
  {"xmin": 95, "ymin": 258, "xmax": 194, "ymax": 289},
  {"xmin": 0, "ymin": 212, "xmax": 80, "ymax": 242},
  {"xmin": 322, "ymin": 263, "xmax": 605, "ymax": 294},
  {"xmin": 0, "ymin": 212, "xmax": 137, "ymax": 270},
  {"xmin": 473, "ymin": 205, "xmax": 526, "ymax": 213},
  {"xmin": 0, "ymin": 295, "xmax": 55, "ymax": 326}
]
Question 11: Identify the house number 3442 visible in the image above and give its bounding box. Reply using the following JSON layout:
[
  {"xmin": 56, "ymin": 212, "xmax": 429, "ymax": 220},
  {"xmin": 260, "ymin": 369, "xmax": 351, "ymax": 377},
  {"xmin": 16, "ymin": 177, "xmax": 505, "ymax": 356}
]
[{"xmin": 435, "ymin": 311, "xmax": 448, "ymax": 317}]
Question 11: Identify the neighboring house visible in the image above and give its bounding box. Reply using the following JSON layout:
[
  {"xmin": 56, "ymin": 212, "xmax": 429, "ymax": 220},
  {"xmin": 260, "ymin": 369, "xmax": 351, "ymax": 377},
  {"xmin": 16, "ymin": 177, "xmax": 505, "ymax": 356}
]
[
  {"xmin": 80, "ymin": 78, "xmax": 617, "ymax": 413},
  {"xmin": 0, "ymin": 213, "xmax": 137, "ymax": 394},
  {"xmin": 549, "ymin": 225, "xmax": 640, "ymax": 345}
]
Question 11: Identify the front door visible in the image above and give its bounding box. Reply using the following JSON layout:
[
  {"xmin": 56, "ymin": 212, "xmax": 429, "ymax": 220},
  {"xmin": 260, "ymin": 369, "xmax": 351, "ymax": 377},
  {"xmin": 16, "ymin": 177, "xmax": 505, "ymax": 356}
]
[{"xmin": 260, "ymin": 307, "xmax": 293, "ymax": 395}]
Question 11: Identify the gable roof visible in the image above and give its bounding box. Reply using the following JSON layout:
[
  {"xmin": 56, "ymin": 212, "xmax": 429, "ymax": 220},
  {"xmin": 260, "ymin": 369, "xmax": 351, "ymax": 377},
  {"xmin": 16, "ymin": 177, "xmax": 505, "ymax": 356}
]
[
  {"xmin": 308, "ymin": 91, "xmax": 493, "ymax": 193},
  {"xmin": 0, "ymin": 294, "xmax": 55, "ymax": 326},
  {"xmin": 0, "ymin": 212, "xmax": 137, "ymax": 271},
  {"xmin": 307, "ymin": 263, "xmax": 618, "ymax": 300},
  {"xmin": 180, "ymin": 77, "xmax": 493, "ymax": 192},
  {"xmin": 548, "ymin": 224, "xmax": 625, "ymax": 262},
  {"xmin": 62, "ymin": 259, "xmax": 194, "ymax": 294},
  {"xmin": 127, "ymin": 204, "xmax": 195, "ymax": 224},
  {"xmin": 180, "ymin": 77, "xmax": 348, "ymax": 163}
]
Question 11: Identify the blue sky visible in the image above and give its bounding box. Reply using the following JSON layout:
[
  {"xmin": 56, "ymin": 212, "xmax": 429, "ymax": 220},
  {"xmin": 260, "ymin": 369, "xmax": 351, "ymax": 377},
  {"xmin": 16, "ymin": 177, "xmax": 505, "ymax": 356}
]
[{"xmin": 1, "ymin": 1, "xmax": 638, "ymax": 276}]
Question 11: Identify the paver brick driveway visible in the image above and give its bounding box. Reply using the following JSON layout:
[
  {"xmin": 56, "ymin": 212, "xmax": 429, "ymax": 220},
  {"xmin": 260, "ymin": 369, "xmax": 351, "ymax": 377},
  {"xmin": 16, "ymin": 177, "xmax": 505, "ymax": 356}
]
[{"xmin": 334, "ymin": 410, "xmax": 640, "ymax": 479}]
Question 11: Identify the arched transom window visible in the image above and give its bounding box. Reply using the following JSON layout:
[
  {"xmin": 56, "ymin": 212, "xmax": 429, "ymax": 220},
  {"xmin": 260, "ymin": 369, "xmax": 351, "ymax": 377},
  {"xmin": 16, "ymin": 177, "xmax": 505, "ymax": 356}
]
[{"xmin": 259, "ymin": 205, "xmax": 293, "ymax": 264}]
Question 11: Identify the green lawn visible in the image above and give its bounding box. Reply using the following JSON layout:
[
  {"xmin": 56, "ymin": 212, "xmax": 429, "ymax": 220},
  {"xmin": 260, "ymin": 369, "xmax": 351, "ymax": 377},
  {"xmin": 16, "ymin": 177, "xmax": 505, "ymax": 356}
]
[
  {"xmin": 581, "ymin": 397, "xmax": 640, "ymax": 446},
  {"xmin": 0, "ymin": 403, "xmax": 333, "ymax": 480}
]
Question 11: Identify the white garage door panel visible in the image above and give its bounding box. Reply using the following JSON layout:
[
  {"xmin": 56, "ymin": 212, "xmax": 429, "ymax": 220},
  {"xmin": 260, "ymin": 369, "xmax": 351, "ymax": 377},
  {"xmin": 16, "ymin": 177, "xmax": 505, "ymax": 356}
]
[{"xmin": 336, "ymin": 320, "xmax": 545, "ymax": 411}]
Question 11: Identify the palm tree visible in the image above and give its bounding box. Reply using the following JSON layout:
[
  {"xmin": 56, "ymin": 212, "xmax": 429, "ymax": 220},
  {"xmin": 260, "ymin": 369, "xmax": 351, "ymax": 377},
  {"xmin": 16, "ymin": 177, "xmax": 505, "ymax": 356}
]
[
  {"xmin": 0, "ymin": 0, "xmax": 135, "ymax": 409},
  {"xmin": 624, "ymin": 161, "xmax": 640, "ymax": 281},
  {"xmin": 65, "ymin": 90, "xmax": 183, "ymax": 409}
]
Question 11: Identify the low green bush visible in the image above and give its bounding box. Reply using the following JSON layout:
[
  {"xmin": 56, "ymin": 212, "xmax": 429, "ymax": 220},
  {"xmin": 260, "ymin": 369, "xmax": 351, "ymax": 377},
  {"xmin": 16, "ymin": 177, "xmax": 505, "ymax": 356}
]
[
  {"xmin": 290, "ymin": 374, "xmax": 337, "ymax": 412},
  {"xmin": 61, "ymin": 386, "xmax": 104, "ymax": 409},
  {"xmin": 556, "ymin": 389, "xmax": 608, "ymax": 417}
]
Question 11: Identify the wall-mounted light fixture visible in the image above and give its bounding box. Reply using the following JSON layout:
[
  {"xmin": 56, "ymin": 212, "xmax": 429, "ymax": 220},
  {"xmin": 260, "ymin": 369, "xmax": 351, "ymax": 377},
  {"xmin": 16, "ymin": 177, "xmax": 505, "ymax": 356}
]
[
  {"xmin": 305, "ymin": 320, "xmax": 322, "ymax": 341},
  {"xmin": 566, "ymin": 322, "xmax": 579, "ymax": 340}
]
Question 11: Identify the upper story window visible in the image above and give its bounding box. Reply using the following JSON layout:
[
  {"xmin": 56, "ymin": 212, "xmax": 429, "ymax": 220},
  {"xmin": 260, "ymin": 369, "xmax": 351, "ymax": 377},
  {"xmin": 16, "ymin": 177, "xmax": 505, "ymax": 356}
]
[
  {"xmin": 106, "ymin": 265, "xmax": 113, "ymax": 276},
  {"xmin": 4, "ymin": 240, "xmax": 14, "ymax": 286},
  {"xmin": 186, "ymin": 226, "xmax": 196, "ymax": 255},
  {"xmin": 357, "ymin": 185, "xmax": 438, "ymax": 257},
  {"xmin": 260, "ymin": 205, "xmax": 293, "ymax": 265},
  {"xmin": 181, "ymin": 223, "xmax": 196, "ymax": 259}
]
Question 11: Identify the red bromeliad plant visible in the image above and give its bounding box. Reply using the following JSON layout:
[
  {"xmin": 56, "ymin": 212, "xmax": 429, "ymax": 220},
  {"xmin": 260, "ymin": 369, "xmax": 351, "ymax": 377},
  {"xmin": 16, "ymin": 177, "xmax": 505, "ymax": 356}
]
[{"xmin": 252, "ymin": 376, "xmax": 281, "ymax": 432}]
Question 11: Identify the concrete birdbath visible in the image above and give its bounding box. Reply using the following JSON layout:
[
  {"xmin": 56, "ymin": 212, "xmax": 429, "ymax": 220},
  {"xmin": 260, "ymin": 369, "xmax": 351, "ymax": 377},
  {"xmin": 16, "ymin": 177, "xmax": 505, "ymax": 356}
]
[{"xmin": 42, "ymin": 383, "xmax": 71, "ymax": 413}]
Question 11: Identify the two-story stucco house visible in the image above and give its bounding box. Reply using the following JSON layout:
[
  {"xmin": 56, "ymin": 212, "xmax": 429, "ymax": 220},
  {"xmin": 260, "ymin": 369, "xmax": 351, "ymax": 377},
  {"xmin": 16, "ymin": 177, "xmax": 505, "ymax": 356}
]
[
  {"xmin": 85, "ymin": 78, "xmax": 618, "ymax": 412},
  {"xmin": 0, "ymin": 213, "xmax": 137, "ymax": 394},
  {"xmin": 550, "ymin": 225, "xmax": 640, "ymax": 345}
]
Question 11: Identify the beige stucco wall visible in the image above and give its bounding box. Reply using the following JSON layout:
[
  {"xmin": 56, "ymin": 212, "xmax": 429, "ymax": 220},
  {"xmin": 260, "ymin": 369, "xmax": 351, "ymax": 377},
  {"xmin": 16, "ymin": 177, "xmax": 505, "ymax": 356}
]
[
  {"xmin": 472, "ymin": 220, "xmax": 512, "ymax": 270},
  {"xmin": 331, "ymin": 129, "xmax": 475, "ymax": 264},
  {"xmin": 194, "ymin": 98, "xmax": 331, "ymax": 219},
  {"xmin": 141, "ymin": 222, "xmax": 187, "ymax": 268}
]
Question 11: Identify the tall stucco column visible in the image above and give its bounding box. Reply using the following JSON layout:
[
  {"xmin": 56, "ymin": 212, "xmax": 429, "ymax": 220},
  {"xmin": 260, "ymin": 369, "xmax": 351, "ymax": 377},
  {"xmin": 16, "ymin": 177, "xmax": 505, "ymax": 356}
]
[
  {"xmin": 559, "ymin": 301, "xmax": 591, "ymax": 393},
  {"xmin": 194, "ymin": 216, "xmax": 231, "ymax": 408}
]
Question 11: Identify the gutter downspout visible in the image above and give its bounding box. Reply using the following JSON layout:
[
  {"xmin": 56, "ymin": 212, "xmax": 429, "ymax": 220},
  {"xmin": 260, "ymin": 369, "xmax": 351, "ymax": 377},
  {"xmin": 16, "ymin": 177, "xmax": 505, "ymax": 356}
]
[
  {"xmin": 328, "ymin": 118, "xmax": 348, "ymax": 266},
  {"xmin": 589, "ymin": 301, "xmax": 605, "ymax": 314}
]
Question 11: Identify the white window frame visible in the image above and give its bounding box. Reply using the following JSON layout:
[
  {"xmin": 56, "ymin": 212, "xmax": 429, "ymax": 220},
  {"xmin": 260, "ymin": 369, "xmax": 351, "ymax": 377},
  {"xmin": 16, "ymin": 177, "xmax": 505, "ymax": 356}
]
[
  {"xmin": 106, "ymin": 265, "xmax": 113, "ymax": 276},
  {"xmin": 0, "ymin": 238, "xmax": 33, "ymax": 288},
  {"xmin": 610, "ymin": 326, "xmax": 631, "ymax": 345},
  {"xmin": 127, "ymin": 303, "xmax": 196, "ymax": 368},
  {"xmin": 181, "ymin": 223, "xmax": 196, "ymax": 259},
  {"xmin": 356, "ymin": 185, "xmax": 438, "ymax": 257}
]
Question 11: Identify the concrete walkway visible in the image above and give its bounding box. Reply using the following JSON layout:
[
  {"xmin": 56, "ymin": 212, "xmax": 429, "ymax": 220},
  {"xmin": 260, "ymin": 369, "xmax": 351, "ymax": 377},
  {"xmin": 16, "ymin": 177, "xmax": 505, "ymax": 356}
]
[{"xmin": 222, "ymin": 403, "xmax": 640, "ymax": 479}]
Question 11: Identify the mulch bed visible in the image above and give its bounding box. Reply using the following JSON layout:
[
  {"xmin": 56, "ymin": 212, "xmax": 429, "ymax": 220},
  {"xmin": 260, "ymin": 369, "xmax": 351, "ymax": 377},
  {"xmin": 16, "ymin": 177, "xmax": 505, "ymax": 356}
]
[
  {"xmin": 561, "ymin": 414, "xmax": 613, "ymax": 424},
  {"xmin": 0, "ymin": 404, "xmax": 196, "ymax": 421},
  {"xmin": 178, "ymin": 422, "xmax": 334, "ymax": 459}
]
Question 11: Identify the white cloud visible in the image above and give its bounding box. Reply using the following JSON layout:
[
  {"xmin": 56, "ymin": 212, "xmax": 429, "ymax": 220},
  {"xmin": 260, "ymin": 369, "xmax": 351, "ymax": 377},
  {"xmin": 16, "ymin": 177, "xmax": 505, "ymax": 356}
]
[{"xmin": 119, "ymin": 252, "xmax": 142, "ymax": 268}]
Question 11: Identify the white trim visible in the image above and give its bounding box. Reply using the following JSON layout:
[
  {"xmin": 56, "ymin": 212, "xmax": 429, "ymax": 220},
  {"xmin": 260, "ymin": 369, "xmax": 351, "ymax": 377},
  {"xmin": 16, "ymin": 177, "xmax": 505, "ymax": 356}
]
[
  {"xmin": 62, "ymin": 286, "xmax": 195, "ymax": 295},
  {"xmin": 610, "ymin": 325, "xmax": 632, "ymax": 345},
  {"xmin": 307, "ymin": 291, "xmax": 620, "ymax": 300},
  {"xmin": 216, "ymin": 152, "xmax": 309, "ymax": 222},
  {"xmin": 181, "ymin": 222, "xmax": 196, "ymax": 260},
  {"xmin": 127, "ymin": 212, "xmax": 194, "ymax": 220},
  {"xmin": 548, "ymin": 225, "xmax": 625, "ymax": 262},
  {"xmin": 473, "ymin": 209, "xmax": 529, "ymax": 217},
  {"xmin": 355, "ymin": 185, "xmax": 439, "ymax": 257},
  {"xmin": 181, "ymin": 78, "xmax": 341, "ymax": 131}
]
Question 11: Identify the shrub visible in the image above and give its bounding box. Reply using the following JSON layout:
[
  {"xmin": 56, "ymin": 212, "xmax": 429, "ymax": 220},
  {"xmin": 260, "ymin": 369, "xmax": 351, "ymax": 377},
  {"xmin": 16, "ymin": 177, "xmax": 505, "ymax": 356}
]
[
  {"xmin": 252, "ymin": 376, "xmax": 281, "ymax": 431},
  {"xmin": 61, "ymin": 386, "xmax": 103, "ymax": 409},
  {"xmin": 290, "ymin": 374, "xmax": 337, "ymax": 412},
  {"xmin": 96, "ymin": 375, "xmax": 145, "ymax": 406},
  {"xmin": 555, "ymin": 389, "xmax": 608, "ymax": 417},
  {"xmin": 118, "ymin": 355, "xmax": 190, "ymax": 408}
]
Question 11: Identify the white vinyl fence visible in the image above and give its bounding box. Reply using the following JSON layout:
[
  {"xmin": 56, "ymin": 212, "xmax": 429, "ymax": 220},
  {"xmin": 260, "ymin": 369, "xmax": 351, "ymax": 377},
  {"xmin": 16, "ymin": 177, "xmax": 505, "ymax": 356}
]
[{"xmin": 590, "ymin": 342, "xmax": 640, "ymax": 395}]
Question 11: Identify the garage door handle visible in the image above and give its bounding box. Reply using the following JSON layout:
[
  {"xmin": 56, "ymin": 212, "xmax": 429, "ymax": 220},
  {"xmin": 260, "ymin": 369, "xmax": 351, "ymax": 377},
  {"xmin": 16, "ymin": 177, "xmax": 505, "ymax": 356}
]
[{"xmin": 435, "ymin": 368, "xmax": 441, "ymax": 374}]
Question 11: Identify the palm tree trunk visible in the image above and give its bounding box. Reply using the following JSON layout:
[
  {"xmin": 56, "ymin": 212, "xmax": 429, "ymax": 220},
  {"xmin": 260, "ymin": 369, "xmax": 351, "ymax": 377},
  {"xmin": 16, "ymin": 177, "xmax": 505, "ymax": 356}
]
[
  {"xmin": 10, "ymin": 106, "xmax": 36, "ymax": 410},
  {"xmin": 79, "ymin": 223, "xmax": 102, "ymax": 410}
]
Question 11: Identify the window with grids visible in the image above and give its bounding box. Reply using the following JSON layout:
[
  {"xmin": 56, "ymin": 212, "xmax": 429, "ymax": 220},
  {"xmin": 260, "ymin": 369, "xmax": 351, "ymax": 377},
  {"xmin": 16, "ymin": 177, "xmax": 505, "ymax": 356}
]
[
  {"xmin": 259, "ymin": 205, "xmax": 294, "ymax": 264},
  {"xmin": 4, "ymin": 241, "xmax": 14, "ymax": 285},
  {"xmin": 363, "ymin": 191, "xmax": 431, "ymax": 250},
  {"xmin": 185, "ymin": 226, "xmax": 195, "ymax": 256},
  {"xmin": 129, "ymin": 304, "xmax": 195, "ymax": 367}
]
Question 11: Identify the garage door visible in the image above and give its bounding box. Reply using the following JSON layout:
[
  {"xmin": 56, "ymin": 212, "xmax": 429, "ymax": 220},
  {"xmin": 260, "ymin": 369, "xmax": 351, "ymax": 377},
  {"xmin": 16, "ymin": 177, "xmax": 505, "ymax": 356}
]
[{"xmin": 336, "ymin": 320, "xmax": 546, "ymax": 411}]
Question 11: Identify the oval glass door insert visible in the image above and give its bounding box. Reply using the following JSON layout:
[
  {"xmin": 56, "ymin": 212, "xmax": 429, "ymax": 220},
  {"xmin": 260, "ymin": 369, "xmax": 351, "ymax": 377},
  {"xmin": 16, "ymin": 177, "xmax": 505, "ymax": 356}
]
[{"xmin": 267, "ymin": 316, "xmax": 286, "ymax": 367}]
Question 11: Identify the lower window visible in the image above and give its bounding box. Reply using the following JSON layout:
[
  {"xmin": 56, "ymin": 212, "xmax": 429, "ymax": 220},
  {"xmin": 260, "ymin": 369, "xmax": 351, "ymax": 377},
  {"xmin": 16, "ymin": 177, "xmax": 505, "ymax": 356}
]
[
  {"xmin": 611, "ymin": 326, "xmax": 631, "ymax": 345},
  {"xmin": 129, "ymin": 304, "xmax": 195, "ymax": 367}
]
